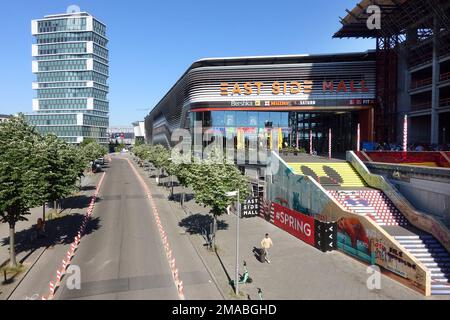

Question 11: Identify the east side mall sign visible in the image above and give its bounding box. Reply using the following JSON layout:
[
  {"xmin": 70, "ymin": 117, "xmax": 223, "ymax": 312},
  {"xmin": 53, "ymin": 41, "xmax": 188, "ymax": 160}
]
[{"xmin": 220, "ymin": 80, "xmax": 369, "ymax": 96}]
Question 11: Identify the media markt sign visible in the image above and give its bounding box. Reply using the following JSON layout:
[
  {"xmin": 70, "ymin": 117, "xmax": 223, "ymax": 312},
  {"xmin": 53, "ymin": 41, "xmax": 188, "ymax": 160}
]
[{"xmin": 242, "ymin": 197, "xmax": 259, "ymax": 218}]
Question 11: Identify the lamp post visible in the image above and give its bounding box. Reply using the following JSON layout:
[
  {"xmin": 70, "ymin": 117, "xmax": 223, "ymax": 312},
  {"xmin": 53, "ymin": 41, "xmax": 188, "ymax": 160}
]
[
  {"xmin": 226, "ymin": 190, "xmax": 240, "ymax": 296},
  {"xmin": 168, "ymin": 158, "xmax": 174, "ymax": 199}
]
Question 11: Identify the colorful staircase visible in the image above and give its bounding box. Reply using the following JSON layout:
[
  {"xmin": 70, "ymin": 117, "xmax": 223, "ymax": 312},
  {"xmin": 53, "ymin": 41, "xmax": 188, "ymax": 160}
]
[
  {"xmin": 395, "ymin": 235, "xmax": 450, "ymax": 295},
  {"xmin": 288, "ymin": 159, "xmax": 450, "ymax": 295},
  {"xmin": 288, "ymin": 162, "xmax": 366, "ymax": 187},
  {"xmin": 328, "ymin": 190, "xmax": 409, "ymax": 227}
]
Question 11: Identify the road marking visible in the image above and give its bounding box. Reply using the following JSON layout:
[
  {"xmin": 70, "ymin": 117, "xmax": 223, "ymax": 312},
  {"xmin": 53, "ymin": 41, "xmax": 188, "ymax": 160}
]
[
  {"xmin": 126, "ymin": 157, "xmax": 185, "ymax": 300},
  {"xmin": 41, "ymin": 172, "xmax": 106, "ymax": 300}
]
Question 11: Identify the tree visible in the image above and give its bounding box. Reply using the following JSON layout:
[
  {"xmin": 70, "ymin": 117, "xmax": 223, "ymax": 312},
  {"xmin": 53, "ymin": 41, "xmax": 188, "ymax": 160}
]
[
  {"xmin": 27, "ymin": 134, "xmax": 86, "ymax": 221},
  {"xmin": 0, "ymin": 115, "xmax": 43, "ymax": 267},
  {"xmin": 80, "ymin": 141, "xmax": 107, "ymax": 170},
  {"xmin": 79, "ymin": 137, "xmax": 97, "ymax": 147}
]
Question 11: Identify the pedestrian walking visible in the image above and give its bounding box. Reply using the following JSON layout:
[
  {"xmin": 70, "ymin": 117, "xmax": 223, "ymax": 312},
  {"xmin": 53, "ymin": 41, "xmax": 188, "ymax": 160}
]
[{"xmin": 261, "ymin": 233, "xmax": 273, "ymax": 264}]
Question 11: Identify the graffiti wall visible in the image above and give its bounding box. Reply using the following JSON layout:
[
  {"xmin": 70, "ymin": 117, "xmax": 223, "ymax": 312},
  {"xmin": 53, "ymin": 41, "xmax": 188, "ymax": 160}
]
[
  {"xmin": 266, "ymin": 154, "xmax": 330, "ymax": 218},
  {"xmin": 265, "ymin": 152, "xmax": 431, "ymax": 295}
]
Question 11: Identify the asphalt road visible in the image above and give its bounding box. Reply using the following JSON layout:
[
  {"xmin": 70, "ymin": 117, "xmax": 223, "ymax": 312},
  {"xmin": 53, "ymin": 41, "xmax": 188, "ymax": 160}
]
[{"xmin": 9, "ymin": 155, "xmax": 222, "ymax": 300}]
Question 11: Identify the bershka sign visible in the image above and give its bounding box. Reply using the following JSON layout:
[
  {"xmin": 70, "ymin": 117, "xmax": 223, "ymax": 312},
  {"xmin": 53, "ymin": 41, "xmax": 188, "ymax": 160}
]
[{"xmin": 272, "ymin": 203, "xmax": 315, "ymax": 246}]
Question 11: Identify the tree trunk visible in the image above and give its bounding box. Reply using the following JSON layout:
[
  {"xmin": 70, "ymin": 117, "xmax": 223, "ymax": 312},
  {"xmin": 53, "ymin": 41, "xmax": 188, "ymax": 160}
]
[
  {"xmin": 42, "ymin": 203, "xmax": 46, "ymax": 222},
  {"xmin": 8, "ymin": 222, "xmax": 17, "ymax": 268},
  {"xmin": 212, "ymin": 215, "xmax": 218, "ymax": 252}
]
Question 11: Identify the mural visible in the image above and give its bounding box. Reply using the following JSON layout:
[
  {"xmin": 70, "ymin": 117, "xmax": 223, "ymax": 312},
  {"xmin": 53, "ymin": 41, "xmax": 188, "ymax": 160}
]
[{"xmin": 337, "ymin": 216, "xmax": 375, "ymax": 264}]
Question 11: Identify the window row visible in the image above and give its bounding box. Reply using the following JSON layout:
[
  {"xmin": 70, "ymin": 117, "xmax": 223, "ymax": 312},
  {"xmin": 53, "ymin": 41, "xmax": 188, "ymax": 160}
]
[
  {"xmin": 33, "ymin": 125, "xmax": 108, "ymax": 139},
  {"xmin": 36, "ymin": 32, "xmax": 108, "ymax": 47},
  {"xmin": 93, "ymin": 20, "xmax": 107, "ymax": 36},
  {"xmin": 36, "ymin": 71, "xmax": 108, "ymax": 84},
  {"xmin": 38, "ymin": 59, "xmax": 87, "ymax": 72},
  {"xmin": 93, "ymin": 61, "xmax": 109, "ymax": 75},
  {"xmin": 37, "ymin": 88, "xmax": 107, "ymax": 99},
  {"xmin": 27, "ymin": 114, "xmax": 77, "ymax": 125},
  {"xmin": 93, "ymin": 44, "xmax": 108, "ymax": 59},
  {"xmin": 38, "ymin": 42, "xmax": 86, "ymax": 55},
  {"xmin": 190, "ymin": 111, "xmax": 290, "ymax": 128},
  {"xmin": 38, "ymin": 82, "xmax": 90, "ymax": 89},
  {"xmin": 84, "ymin": 115, "xmax": 109, "ymax": 127},
  {"xmin": 38, "ymin": 18, "xmax": 86, "ymax": 33},
  {"xmin": 36, "ymin": 54, "xmax": 88, "ymax": 61}
]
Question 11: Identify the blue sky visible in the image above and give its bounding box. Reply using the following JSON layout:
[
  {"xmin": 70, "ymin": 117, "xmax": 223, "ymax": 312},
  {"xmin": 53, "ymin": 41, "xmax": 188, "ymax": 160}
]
[{"xmin": 0, "ymin": 0, "xmax": 375, "ymax": 126}]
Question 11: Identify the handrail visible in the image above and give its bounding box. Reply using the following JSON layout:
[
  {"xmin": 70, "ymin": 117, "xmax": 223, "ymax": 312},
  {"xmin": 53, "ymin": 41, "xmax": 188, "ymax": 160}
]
[{"xmin": 358, "ymin": 151, "xmax": 450, "ymax": 168}]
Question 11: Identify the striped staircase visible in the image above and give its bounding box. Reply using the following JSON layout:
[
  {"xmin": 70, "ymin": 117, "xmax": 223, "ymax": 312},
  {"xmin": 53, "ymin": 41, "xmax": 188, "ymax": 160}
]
[
  {"xmin": 288, "ymin": 162, "xmax": 366, "ymax": 187},
  {"xmin": 395, "ymin": 235, "xmax": 450, "ymax": 295},
  {"xmin": 289, "ymin": 160, "xmax": 450, "ymax": 295},
  {"xmin": 329, "ymin": 189, "xmax": 409, "ymax": 226}
]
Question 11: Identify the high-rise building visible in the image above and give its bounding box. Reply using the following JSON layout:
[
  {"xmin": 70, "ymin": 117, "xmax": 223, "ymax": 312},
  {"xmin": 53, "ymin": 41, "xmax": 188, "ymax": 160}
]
[{"xmin": 26, "ymin": 10, "xmax": 109, "ymax": 144}]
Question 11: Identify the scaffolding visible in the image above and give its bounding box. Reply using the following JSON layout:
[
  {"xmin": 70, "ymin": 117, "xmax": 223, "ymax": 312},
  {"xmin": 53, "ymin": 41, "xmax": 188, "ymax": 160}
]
[{"xmin": 334, "ymin": 0, "xmax": 450, "ymax": 143}]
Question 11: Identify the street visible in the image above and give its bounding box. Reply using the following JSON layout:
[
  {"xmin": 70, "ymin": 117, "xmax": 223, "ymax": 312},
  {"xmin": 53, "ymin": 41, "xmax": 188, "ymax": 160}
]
[{"xmin": 8, "ymin": 155, "xmax": 222, "ymax": 300}]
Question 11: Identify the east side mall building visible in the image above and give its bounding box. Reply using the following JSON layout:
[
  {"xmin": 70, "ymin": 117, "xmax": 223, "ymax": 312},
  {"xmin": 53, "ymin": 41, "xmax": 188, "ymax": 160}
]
[{"xmin": 145, "ymin": 51, "xmax": 376, "ymax": 156}]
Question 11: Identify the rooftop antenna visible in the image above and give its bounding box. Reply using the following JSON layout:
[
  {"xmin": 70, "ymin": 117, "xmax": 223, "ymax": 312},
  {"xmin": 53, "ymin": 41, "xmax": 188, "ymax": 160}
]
[{"xmin": 66, "ymin": 5, "xmax": 81, "ymax": 14}]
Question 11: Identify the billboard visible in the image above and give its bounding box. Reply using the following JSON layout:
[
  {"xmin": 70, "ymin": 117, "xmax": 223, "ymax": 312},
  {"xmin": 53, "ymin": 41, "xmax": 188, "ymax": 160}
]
[{"xmin": 272, "ymin": 202, "xmax": 315, "ymax": 247}]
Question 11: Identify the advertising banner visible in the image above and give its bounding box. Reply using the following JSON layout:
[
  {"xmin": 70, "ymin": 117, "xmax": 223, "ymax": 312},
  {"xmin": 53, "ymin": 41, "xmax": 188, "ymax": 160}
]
[{"xmin": 272, "ymin": 202, "xmax": 315, "ymax": 246}]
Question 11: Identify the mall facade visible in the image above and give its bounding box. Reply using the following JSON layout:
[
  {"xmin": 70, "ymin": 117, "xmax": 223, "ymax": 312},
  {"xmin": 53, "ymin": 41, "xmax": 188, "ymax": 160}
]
[{"xmin": 145, "ymin": 52, "xmax": 376, "ymax": 156}]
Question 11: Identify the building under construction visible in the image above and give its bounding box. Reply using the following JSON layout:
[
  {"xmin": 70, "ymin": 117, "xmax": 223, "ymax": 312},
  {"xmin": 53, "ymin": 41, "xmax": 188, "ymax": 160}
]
[{"xmin": 334, "ymin": 0, "xmax": 450, "ymax": 147}]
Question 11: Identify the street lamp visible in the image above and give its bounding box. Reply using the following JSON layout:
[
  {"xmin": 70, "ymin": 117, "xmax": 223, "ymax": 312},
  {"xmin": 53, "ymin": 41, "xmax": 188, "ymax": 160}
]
[
  {"xmin": 168, "ymin": 157, "xmax": 174, "ymax": 199},
  {"xmin": 225, "ymin": 190, "xmax": 240, "ymax": 296}
]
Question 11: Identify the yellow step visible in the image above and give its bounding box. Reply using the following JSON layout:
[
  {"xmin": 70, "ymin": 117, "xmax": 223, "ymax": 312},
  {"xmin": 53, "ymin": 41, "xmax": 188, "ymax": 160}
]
[{"xmin": 287, "ymin": 162, "xmax": 366, "ymax": 187}]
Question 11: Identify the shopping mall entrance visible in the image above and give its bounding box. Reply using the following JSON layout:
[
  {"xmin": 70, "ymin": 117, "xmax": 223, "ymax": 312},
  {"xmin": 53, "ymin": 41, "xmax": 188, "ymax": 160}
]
[
  {"xmin": 191, "ymin": 108, "xmax": 372, "ymax": 158},
  {"xmin": 289, "ymin": 111, "xmax": 361, "ymax": 157}
]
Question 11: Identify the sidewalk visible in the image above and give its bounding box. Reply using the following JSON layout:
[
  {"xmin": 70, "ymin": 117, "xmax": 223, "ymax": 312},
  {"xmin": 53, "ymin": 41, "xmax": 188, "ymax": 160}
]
[
  {"xmin": 0, "ymin": 172, "xmax": 100, "ymax": 299},
  {"xmin": 134, "ymin": 158, "xmax": 437, "ymax": 300}
]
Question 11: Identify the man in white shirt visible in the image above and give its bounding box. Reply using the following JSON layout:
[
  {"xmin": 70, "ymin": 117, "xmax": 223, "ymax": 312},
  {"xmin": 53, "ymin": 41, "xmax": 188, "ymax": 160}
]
[{"xmin": 261, "ymin": 233, "xmax": 273, "ymax": 264}]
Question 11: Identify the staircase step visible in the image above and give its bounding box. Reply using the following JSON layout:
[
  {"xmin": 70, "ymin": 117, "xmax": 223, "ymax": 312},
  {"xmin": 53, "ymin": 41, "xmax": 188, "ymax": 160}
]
[
  {"xmin": 402, "ymin": 244, "xmax": 443, "ymax": 249},
  {"xmin": 431, "ymin": 290, "xmax": 450, "ymax": 295},
  {"xmin": 431, "ymin": 284, "xmax": 450, "ymax": 289},
  {"xmin": 418, "ymin": 257, "xmax": 450, "ymax": 262},
  {"xmin": 395, "ymin": 235, "xmax": 434, "ymax": 240},
  {"xmin": 397, "ymin": 239, "xmax": 438, "ymax": 244}
]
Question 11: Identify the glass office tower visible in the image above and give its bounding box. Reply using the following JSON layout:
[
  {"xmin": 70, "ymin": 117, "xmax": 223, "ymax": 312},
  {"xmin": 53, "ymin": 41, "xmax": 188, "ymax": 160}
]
[{"xmin": 26, "ymin": 11, "xmax": 109, "ymax": 144}]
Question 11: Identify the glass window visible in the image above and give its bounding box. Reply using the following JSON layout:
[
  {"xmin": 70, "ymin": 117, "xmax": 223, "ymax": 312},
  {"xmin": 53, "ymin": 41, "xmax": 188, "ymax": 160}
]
[
  {"xmin": 280, "ymin": 112, "xmax": 289, "ymax": 127},
  {"xmin": 236, "ymin": 112, "xmax": 248, "ymax": 127},
  {"xmin": 194, "ymin": 112, "xmax": 203, "ymax": 125},
  {"xmin": 258, "ymin": 112, "xmax": 271, "ymax": 128},
  {"xmin": 211, "ymin": 111, "xmax": 225, "ymax": 127},
  {"xmin": 248, "ymin": 112, "xmax": 258, "ymax": 126},
  {"xmin": 203, "ymin": 112, "xmax": 212, "ymax": 127},
  {"xmin": 270, "ymin": 112, "xmax": 281, "ymax": 127},
  {"xmin": 225, "ymin": 111, "xmax": 235, "ymax": 126}
]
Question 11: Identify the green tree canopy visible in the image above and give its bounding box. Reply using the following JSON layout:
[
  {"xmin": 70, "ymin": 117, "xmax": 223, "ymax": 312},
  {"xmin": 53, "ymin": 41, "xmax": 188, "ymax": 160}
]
[{"xmin": 0, "ymin": 115, "xmax": 44, "ymax": 266}]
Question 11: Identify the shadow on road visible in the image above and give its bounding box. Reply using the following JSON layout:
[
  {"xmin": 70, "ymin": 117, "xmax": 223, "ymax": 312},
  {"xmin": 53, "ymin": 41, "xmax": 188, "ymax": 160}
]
[
  {"xmin": 59, "ymin": 195, "xmax": 102, "ymax": 211},
  {"xmin": 178, "ymin": 214, "xmax": 228, "ymax": 235},
  {"xmin": 170, "ymin": 193, "xmax": 195, "ymax": 203},
  {"xmin": 1, "ymin": 214, "xmax": 102, "ymax": 262}
]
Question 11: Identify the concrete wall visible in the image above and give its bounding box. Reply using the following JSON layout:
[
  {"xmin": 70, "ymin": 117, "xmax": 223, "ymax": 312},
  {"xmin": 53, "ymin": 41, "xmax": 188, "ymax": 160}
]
[
  {"xmin": 390, "ymin": 177, "xmax": 450, "ymax": 222},
  {"xmin": 365, "ymin": 162, "xmax": 450, "ymax": 221}
]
